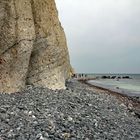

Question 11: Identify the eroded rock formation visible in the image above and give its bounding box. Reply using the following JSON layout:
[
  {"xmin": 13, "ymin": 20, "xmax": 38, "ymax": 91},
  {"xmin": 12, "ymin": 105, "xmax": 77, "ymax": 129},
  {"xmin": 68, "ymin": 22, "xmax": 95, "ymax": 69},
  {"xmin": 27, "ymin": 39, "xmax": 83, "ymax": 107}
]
[{"xmin": 0, "ymin": 0, "xmax": 71, "ymax": 93}]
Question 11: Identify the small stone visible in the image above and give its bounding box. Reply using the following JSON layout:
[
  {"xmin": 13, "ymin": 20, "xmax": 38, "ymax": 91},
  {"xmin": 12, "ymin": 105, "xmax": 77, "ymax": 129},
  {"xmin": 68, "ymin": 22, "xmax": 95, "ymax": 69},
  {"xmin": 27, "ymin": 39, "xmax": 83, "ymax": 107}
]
[
  {"xmin": 68, "ymin": 116, "xmax": 73, "ymax": 121},
  {"xmin": 10, "ymin": 112, "xmax": 14, "ymax": 115},
  {"xmin": 36, "ymin": 133, "xmax": 43, "ymax": 139},
  {"xmin": 88, "ymin": 104, "xmax": 92, "ymax": 107},
  {"xmin": 44, "ymin": 132, "xmax": 49, "ymax": 138},
  {"xmin": 62, "ymin": 133, "xmax": 71, "ymax": 139},
  {"xmin": 0, "ymin": 108, "xmax": 6, "ymax": 113},
  {"xmin": 39, "ymin": 135, "xmax": 44, "ymax": 140},
  {"xmin": 48, "ymin": 120, "xmax": 55, "ymax": 130},
  {"xmin": 120, "ymin": 103, "xmax": 126, "ymax": 107},
  {"xmin": 32, "ymin": 115, "xmax": 36, "ymax": 119},
  {"xmin": 7, "ymin": 130, "xmax": 15, "ymax": 138},
  {"xmin": 95, "ymin": 122, "xmax": 98, "ymax": 127},
  {"xmin": 18, "ymin": 106, "xmax": 25, "ymax": 110},
  {"xmin": 16, "ymin": 127, "xmax": 21, "ymax": 131},
  {"xmin": 24, "ymin": 110, "xmax": 28, "ymax": 114},
  {"xmin": 131, "ymin": 112, "xmax": 135, "ymax": 116},
  {"xmin": 33, "ymin": 121, "xmax": 38, "ymax": 125},
  {"xmin": 28, "ymin": 111, "xmax": 32, "ymax": 115}
]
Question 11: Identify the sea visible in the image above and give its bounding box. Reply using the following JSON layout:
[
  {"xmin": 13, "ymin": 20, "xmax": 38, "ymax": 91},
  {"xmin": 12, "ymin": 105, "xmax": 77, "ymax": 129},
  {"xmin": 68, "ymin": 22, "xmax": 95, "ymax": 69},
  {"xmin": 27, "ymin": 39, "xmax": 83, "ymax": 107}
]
[{"xmin": 85, "ymin": 74, "xmax": 140, "ymax": 97}]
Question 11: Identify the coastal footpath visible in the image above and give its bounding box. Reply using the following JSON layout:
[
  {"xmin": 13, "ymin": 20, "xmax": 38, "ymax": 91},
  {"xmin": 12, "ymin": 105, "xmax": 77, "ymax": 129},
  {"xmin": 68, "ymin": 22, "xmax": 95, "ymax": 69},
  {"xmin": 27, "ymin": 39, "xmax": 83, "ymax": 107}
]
[{"xmin": 0, "ymin": 80, "xmax": 140, "ymax": 140}]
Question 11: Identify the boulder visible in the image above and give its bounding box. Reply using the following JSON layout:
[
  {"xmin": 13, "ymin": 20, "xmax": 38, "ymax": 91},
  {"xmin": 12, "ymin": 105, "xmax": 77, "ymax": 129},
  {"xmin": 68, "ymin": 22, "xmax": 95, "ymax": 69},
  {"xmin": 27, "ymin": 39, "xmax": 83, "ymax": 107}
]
[
  {"xmin": 122, "ymin": 76, "xmax": 131, "ymax": 79},
  {"xmin": 101, "ymin": 76, "xmax": 111, "ymax": 79}
]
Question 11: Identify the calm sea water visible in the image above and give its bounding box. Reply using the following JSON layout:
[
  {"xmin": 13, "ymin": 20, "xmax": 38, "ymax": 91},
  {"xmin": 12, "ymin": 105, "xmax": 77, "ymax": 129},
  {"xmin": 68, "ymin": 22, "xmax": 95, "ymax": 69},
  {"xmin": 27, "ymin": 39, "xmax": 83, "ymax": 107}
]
[{"xmin": 86, "ymin": 74, "xmax": 140, "ymax": 97}]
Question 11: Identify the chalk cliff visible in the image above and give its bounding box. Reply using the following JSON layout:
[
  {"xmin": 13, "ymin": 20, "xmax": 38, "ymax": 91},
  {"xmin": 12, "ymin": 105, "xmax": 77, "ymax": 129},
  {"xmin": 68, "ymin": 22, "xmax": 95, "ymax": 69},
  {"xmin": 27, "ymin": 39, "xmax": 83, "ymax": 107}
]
[{"xmin": 0, "ymin": 0, "xmax": 71, "ymax": 93}]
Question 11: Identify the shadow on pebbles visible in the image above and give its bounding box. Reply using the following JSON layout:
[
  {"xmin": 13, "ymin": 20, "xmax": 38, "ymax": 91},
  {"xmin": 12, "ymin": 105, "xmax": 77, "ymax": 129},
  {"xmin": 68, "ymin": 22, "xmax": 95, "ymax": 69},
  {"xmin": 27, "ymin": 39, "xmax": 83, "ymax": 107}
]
[{"xmin": 0, "ymin": 80, "xmax": 140, "ymax": 140}]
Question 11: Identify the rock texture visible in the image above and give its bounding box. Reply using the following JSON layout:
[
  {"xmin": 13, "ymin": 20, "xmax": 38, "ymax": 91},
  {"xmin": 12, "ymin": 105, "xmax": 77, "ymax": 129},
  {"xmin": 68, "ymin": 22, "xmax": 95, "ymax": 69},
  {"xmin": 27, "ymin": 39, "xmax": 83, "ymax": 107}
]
[{"xmin": 0, "ymin": 0, "xmax": 71, "ymax": 93}]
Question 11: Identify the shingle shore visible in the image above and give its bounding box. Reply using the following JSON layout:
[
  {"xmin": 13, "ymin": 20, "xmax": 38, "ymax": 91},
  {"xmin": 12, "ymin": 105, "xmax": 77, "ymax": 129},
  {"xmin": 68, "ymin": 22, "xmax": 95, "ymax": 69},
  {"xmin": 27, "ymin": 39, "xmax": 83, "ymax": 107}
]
[{"xmin": 0, "ymin": 80, "xmax": 140, "ymax": 140}]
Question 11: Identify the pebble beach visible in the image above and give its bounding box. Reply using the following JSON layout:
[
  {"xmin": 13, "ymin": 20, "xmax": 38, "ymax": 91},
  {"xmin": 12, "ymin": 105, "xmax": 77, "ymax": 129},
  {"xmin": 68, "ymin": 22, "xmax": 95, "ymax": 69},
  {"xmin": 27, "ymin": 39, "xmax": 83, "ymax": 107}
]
[{"xmin": 0, "ymin": 80, "xmax": 140, "ymax": 140}]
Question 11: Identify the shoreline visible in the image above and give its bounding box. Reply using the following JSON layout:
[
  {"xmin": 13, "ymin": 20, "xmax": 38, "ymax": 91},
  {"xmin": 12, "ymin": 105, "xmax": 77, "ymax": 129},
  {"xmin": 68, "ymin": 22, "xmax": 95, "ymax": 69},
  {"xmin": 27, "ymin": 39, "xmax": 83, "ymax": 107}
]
[{"xmin": 78, "ymin": 79, "xmax": 140, "ymax": 115}]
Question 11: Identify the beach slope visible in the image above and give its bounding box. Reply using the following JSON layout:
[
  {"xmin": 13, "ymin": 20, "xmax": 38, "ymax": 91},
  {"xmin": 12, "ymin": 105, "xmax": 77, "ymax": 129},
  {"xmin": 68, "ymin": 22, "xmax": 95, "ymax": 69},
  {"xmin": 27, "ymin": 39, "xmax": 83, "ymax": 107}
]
[{"xmin": 0, "ymin": 80, "xmax": 140, "ymax": 139}]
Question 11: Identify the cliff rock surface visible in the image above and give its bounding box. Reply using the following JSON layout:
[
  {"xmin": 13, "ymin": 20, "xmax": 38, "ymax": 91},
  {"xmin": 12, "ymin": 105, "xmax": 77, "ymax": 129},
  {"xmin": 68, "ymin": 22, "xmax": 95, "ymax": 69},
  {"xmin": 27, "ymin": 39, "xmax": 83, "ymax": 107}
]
[{"xmin": 0, "ymin": 0, "xmax": 71, "ymax": 93}]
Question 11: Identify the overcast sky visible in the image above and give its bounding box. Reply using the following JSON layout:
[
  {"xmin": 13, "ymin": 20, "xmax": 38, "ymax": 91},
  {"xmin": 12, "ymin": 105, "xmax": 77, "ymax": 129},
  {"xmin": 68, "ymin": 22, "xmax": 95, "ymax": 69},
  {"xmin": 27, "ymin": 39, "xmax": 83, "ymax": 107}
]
[{"xmin": 56, "ymin": 0, "xmax": 140, "ymax": 73}]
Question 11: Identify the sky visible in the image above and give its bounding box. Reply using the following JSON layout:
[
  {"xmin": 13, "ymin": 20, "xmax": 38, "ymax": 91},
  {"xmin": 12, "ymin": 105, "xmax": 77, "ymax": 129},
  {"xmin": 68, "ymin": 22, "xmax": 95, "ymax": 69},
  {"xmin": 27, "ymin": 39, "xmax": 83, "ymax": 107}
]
[{"xmin": 55, "ymin": 0, "xmax": 140, "ymax": 73}]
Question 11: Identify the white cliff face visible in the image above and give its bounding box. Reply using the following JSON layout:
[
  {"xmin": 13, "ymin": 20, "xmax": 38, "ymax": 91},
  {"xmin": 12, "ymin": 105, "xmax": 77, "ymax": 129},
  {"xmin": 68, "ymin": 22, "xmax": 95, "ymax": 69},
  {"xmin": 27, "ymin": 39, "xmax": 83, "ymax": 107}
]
[{"xmin": 0, "ymin": 0, "xmax": 72, "ymax": 93}]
